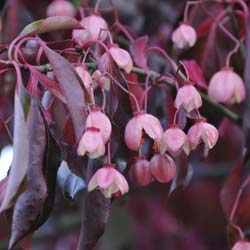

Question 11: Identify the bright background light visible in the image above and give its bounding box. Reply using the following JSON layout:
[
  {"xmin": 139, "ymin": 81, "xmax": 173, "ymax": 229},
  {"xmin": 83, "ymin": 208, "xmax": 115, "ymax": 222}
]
[{"xmin": 0, "ymin": 145, "xmax": 13, "ymax": 181}]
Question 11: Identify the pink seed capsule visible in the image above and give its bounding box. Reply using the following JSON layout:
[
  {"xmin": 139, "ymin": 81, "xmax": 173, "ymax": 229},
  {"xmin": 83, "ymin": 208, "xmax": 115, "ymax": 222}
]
[
  {"xmin": 77, "ymin": 127, "xmax": 105, "ymax": 159},
  {"xmin": 171, "ymin": 23, "xmax": 197, "ymax": 49},
  {"xmin": 208, "ymin": 68, "xmax": 245, "ymax": 104},
  {"xmin": 124, "ymin": 111, "xmax": 163, "ymax": 151},
  {"xmin": 109, "ymin": 45, "xmax": 133, "ymax": 73},
  {"xmin": 174, "ymin": 83, "xmax": 202, "ymax": 112},
  {"xmin": 85, "ymin": 107, "xmax": 112, "ymax": 144},
  {"xmin": 46, "ymin": 0, "xmax": 75, "ymax": 17},
  {"xmin": 187, "ymin": 119, "xmax": 219, "ymax": 151},
  {"xmin": 129, "ymin": 157, "xmax": 153, "ymax": 186},
  {"xmin": 88, "ymin": 164, "xmax": 129, "ymax": 198},
  {"xmin": 160, "ymin": 125, "xmax": 190, "ymax": 157},
  {"xmin": 150, "ymin": 154, "xmax": 176, "ymax": 183},
  {"xmin": 232, "ymin": 240, "xmax": 250, "ymax": 250}
]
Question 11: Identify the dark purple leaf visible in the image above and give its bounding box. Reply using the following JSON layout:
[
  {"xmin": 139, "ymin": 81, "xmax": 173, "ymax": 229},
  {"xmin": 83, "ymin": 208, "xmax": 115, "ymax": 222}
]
[
  {"xmin": 77, "ymin": 190, "xmax": 111, "ymax": 250},
  {"xmin": 130, "ymin": 36, "xmax": 148, "ymax": 71},
  {"xmin": 27, "ymin": 65, "xmax": 66, "ymax": 104},
  {"xmin": 77, "ymin": 160, "xmax": 111, "ymax": 250},
  {"xmin": 43, "ymin": 46, "xmax": 89, "ymax": 142},
  {"xmin": 0, "ymin": 89, "xmax": 29, "ymax": 212},
  {"xmin": 220, "ymin": 159, "xmax": 243, "ymax": 219},
  {"xmin": 9, "ymin": 99, "xmax": 47, "ymax": 249}
]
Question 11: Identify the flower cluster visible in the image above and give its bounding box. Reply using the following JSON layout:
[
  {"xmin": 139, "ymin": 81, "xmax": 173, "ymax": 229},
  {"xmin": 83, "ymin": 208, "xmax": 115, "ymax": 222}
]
[{"xmin": 44, "ymin": 1, "xmax": 219, "ymax": 199}]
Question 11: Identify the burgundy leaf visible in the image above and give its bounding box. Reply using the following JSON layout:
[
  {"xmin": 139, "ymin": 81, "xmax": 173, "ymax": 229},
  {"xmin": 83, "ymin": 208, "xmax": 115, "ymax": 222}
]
[
  {"xmin": 130, "ymin": 36, "xmax": 148, "ymax": 71},
  {"xmin": 77, "ymin": 160, "xmax": 111, "ymax": 250},
  {"xmin": 220, "ymin": 159, "xmax": 243, "ymax": 219},
  {"xmin": 17, "ymin": 16, "xmax": 82, "ymax": 39},
  {"xmin": 9, "ymin": 99, "xmax": 47, "ymax": 249},
  {"xmin": 182, "ymin": 60, "xmax": 207, "ymax": 89},
  {"xmin": 27, "ymin": 65, "xmax": 66, "ymax": 104},
  {"xmin": 0, "ymin": 89, "xmax": 29, "ymax": 212},
  {"xmin": 43, "ymin": 46, "xmax": 89, "ymax": 142},
  {"xmin": 77, "ymin": 190, "xmax": 111, "ymax": 250}
]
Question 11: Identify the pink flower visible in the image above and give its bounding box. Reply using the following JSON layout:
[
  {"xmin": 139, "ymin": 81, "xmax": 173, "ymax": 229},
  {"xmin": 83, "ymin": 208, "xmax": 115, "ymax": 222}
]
[
  {"xmin": 72, "ymin": 14, "xmax": 108, "ymax": 46},
  {"xmin": 124, "ymin": 111, "xmax": 164, "ymax": 151},
  {"xmin": 109, "ymin": 45, "xmax": 133, "ymax": 73},
  {"xmin": 92, "ymin": 70, "xmax": 111, "ymax": 91},
  {"xmin": 80, "ymin": 14, "xmax": 108, "ymax": 41},
  {"xmin": 77, "ymin": 127, "xmax": 105, "ymax": 158},
  {"xmin": 208, "ymin": 68, "xmax": 245, "ymax": 104},
  {"xmin": 160, "ymin": 125, "xmax": 190, "ymax": 157},
  {"xmin": 171, "ymin": 23, "xmax": 197, "ymax": 49},
  {"xmin": 232, "ymin": 241, "xmax": 250, "ymax": 250},
  {"xmin": 46, "ymin": 0, "xmax": 75, "ymax": 17},
  {"xmin": 187, "ymin": 119, "xmax": 219, "ymax": 151},
  {"xmin": 75, "ymin": 65, "xmax": 93, "ymax": 90},
  {"xmin": 88, "ymin": 164, "xmax": 129, "ymax": 198},
  {"xmin": 174, "ymin": 84, "xmax": 202, "ymax": 112},
  {"xmin": 129, "ymin": 157, "xmax": 153, "ymax": 186},
  {"xmin": 85, "ymin": 108, "xmax": 112, "ymax": 143},
  {"xmin": 150, "ymin": 154, "xmax": 176, "ymax": 183}
]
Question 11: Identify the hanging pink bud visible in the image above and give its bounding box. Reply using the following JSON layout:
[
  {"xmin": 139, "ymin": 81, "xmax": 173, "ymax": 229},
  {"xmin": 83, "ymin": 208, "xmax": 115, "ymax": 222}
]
[
  {"xmin": 92, "ymin": 70, "xmax": 111, "ymax": 91},
  {"xmin": 77, "ymin": 127, "xmax": 105, "ymax": 158},
  {"xmin": 124, "ymin": 111, "xmax": 164, "ymax": 151},
  {"xmin": 109, "ymin": 45, "xmax": 133, "ymax": 73},
  {"xmin": 174, "ymin": 84, "xmax": 202, "ymax": 112},
  {"xmin": 150, "ymin": 154, "xmax": 176, "ymax": 183},
  {"xmin": 85, "ymin": 107, "xmax": 112, "ymax": 143},
  {"xmin": 160, "ymin": 125, "xmax": 190, "ymax": 157},
  {"xmin": 187, "ymin": 119, "xmax": 219, "ymax": 152},
  {"xmin": 46, "ymin": 0, "xmax": 75, "ymax": 17},
  {"xmin": 232, "ymin": 241, "xmax": 250, "ymax": 250},
  {"xmin": 81, "ymin": 13, "xmax": 108, "ymax": 41},
  {"xmin": 88, "ymin": 164, "xmax": 129, "ymax": 198},
  {"xmin": 208, "ymin": 68, "xmax": 245, "ymax": 104},
  {"xmin": 75, "ymin": 65, "xmax": 93, "ymax": 90},
  {"xmin": 171, "ymin": 23, "xmax": 197, "ymax": 49},
  {"xmin": 129, "ymin": 157, "xmax": 153, "ymax": 186}
]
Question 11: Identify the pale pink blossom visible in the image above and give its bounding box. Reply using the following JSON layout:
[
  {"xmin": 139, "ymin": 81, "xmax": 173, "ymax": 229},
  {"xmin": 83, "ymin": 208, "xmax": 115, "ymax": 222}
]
[
  {"xmin": 171, "ymin": 23, "xmax": 197, "ymax": 49},
  {"xmin": 88, "ymin": 164, "xmax": 129, "ymax": 198},
  {"xmin": 187, "ymin": 119, "xmax": 219, "ymax": 151},
  {"xmin": 160, "ymin": 125, "xmax": 190, "ymax": 157},
  {"xmin": 109, "ymin": 45, "xmax": 133, "ymax": 73},
  {"xmin": 46, "ymin": 0, "xmax": 75, "ymax": 17},
  {"xmin": 208, "ymin": 68, "xmax": 245, "ymax": 104},
  {"xmin": 80, "ymin": 14, "xmax": 108, "ymax": 41},
  {"xmin": 92, "ymin": 70, "xmax": 111, "ymax": 91},
  {"xmin": 129, "ymin": 157, "xmax": 153, "ymax": 186},
  {"xmin": 75, "ymin": 65, "xmax": 93, "ymax": 90},
  {"xmin": 124, "ymin": 111, "xmax": 164, "ymax": 151},
  {"xmin": 77, "ymin": 127, "xmax": 105, "ymax": 158},
  {"xmin": 150, "ymin": 154, "xmax": 176, "ymax": 183},
  {"xmin": 85, "ymin": 108, "xmax": 112, "ymax": 143},
  {"xmin": 232, "ymin": 241, "xmax": 250, "ymax": 250},
  {"xmin": 174, "ymin": 84, "xmax": 202, "ymax": 112}
]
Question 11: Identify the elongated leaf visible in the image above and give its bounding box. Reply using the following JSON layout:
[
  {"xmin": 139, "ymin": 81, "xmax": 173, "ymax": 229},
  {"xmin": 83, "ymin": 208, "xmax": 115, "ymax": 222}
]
[
  {"xmin": 0, "ymin": 89, "xmax": 29, "ymax": 212},
  {"xmin": 28, "ymin": 65, "xmax": 66, "ymax": 104},
  {"xmin": 9, "ymin": 99, "xmax": 47, "ymax": 249},
  {"xmin": 18, "ymin": 16, "xmax": 82, "ymax": 39},
  {"xmin": 77, "ymin": 160, "xmax": 111, "ymax": 250},
  {"xmin": 43, "ymin": 46, "xmax": 88, "ymax": 142},
  {"xmin": 77, "ymin": 190, "xmax": 111, "ymax": 250}
]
